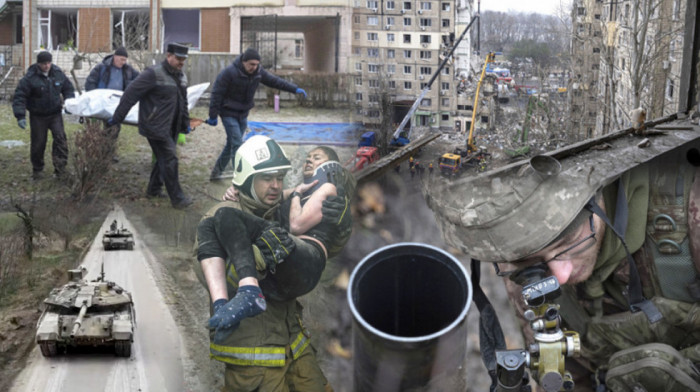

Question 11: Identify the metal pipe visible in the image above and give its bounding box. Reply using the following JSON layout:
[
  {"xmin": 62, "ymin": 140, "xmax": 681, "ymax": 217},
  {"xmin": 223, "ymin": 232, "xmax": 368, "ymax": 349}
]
[{"xmin": 348, "ymin": 243, "xmax": 472, "ymax": 392}]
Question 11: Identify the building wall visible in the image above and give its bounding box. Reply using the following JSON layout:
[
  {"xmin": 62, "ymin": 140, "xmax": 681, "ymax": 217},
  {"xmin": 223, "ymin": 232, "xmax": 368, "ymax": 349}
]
[
  {"xmin": 78, "ymin": 8, "xmax": 111, "ymax": 53},
  {"xmin": 201, "ymin": 9, "xmax": 231, "ymax": 52}
]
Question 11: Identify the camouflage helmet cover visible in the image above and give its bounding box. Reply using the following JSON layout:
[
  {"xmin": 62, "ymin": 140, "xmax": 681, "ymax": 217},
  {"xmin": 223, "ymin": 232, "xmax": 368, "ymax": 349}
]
[{"xmin": 423, "ymin": 123, "xmax": 700, "ymax": 263}]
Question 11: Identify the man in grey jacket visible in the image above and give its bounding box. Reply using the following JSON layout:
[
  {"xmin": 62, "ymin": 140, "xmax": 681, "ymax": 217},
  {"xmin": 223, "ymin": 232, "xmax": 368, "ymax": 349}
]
[{"xmin": 205, "ymin": 48, "xmax": 307, "ymax": 181}]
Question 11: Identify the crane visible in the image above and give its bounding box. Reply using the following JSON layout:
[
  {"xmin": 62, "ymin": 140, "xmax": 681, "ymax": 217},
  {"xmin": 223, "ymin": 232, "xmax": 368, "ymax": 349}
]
[{"xmin": 464, "ymin": 52, "xmax": 495, "ymax": 153}]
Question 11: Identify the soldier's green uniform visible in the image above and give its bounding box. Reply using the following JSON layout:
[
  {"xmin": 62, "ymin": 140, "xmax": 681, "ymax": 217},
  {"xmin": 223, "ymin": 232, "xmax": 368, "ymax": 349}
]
[{"xmin": 424, "ymin": 125, "xmax": 700, "ymax": 391}]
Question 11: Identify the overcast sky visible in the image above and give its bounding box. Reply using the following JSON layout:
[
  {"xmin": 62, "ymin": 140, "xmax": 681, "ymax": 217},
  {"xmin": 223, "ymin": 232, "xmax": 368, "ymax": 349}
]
[{"xmin": 479, "ymin": 0, "xmax": 572, "ymax": 16}]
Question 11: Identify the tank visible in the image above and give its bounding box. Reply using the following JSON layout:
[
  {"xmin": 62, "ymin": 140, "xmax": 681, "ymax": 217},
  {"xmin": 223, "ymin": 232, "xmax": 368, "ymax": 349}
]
[
  {"xmin": 35, "ymin": 266, "xmax": 136, "ymax": 357},
  {"xmin": 102, "ymin": 220, "xmax": 135, "ymax": 250}
]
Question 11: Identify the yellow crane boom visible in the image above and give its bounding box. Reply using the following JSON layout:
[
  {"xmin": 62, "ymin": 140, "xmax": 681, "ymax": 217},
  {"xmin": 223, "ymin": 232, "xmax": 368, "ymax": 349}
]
[{"xmin": 465, "ymin": 52, "xmax": 495, "ymax": 152}]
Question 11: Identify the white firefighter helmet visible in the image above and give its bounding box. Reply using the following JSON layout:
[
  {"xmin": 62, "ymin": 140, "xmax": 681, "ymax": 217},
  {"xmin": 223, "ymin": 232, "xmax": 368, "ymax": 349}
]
[{"xmin": 232, "ymin": 135, "xmax": 291, "ymax": 198}]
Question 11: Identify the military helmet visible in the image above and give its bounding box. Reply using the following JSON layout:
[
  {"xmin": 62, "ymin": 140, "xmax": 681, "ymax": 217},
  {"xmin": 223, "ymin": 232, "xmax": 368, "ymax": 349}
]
[
  {"xmin": 233, "ymin": 135, "xmax": 291, "ymax": 198},
  {"xmin": 423, "ymin": 124, "xmax": 700, "ymax": 263}
]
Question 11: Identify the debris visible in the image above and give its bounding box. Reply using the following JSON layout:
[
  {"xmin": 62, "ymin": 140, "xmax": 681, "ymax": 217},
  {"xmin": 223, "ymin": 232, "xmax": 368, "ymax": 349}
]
[{"xmin": 327, "ymin": 338, "xmax": 352, "ymax": 360}]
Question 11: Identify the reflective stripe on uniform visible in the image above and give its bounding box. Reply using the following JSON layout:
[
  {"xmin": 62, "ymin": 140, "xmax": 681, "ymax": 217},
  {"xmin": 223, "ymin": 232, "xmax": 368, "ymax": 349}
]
[
  {"xmin": 291, "ymin": 331, "xmax": 310, "ymax": 360},
  {"xmin": 211, "ymin": 331, "xmax": 310, "ymax": 366},
  {"xmin": 226, "ymin": 262, "xmax": 239, "ymax": 290},
  {"xmin": 210, "ymin": 344, "xmax": 286, "ymax": 367}
]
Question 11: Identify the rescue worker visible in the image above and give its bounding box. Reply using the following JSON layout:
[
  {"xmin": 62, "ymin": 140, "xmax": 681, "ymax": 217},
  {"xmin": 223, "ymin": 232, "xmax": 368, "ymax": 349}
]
[
  {"xmin": 193, "ymin": 136, "xmax": 352, "ymax": 391},
  {"xmin": 424, "ymin": 133, "xmax": 700, "ymax": 391},
  {"xmin": 206, "ymin": 48, "xmax": 307, "ymax": 181},
  {"xmin": 12, "ymin": 51, "xmax": 75, "ymax": 179},
  {"xmin": 428, "ymin": 162, "xmax": 434, "ymax": 175},
  {"xmin": 409, "ymin": 156, "xmax": 414, "ymax": 169},
  {"xmin": 108, "ymin": 43, "xmax": 193, "ymax": 209}
]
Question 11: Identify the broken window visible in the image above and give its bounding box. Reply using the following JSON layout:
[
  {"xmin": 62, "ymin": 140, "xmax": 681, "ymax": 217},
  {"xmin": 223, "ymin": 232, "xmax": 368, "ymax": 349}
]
[
  {"xmin": 442, "ymin": 19, "xmax": 450, "ymax": 28},
  {"xmin": 38, "ymin": 9, "xmax": 77, "ymax": 50},
  {"xmin": 112, "ymin": 10, "xmax": 149, "ymax": 51},
  {"xmin": 163, "ymin": 9, "xmax": 200, "ymax": 51},
  {"xmin": 420, "ymin": 35, "xmax": 431, "ymax": 44},
  {"xmin": 403, "ymin": 34, "xmax": 411, "ymax": 43}
]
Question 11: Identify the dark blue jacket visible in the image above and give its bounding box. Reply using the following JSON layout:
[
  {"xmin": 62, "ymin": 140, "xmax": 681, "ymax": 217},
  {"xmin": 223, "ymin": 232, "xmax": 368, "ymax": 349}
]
[
  {"xmin": 13, "ymin": 63, "xmax": 75, "ymax": 119},
  {"xmin": 209, "ymin": 56, "xmax": 298, "ymax": 119},
  {"xmin": 112, "ymin": 60, "xmax": 189, "ymax": 141},
  {"xmin": 84, "ymin": 54, "xmax": 139, "ymax": 91}
]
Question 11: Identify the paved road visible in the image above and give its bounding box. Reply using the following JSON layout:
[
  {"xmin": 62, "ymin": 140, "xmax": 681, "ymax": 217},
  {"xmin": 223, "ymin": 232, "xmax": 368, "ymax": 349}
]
[{"xmin": 9, "ymin": 206, "xmax": 187, "ymax": 392}]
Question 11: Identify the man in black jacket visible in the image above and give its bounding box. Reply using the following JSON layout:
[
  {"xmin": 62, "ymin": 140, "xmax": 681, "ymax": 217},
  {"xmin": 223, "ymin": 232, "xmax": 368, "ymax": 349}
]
[
  {"xmin": 85, "ymin": 47, "xmax": 140, "ymax": 161},
  {"xmin": 108, "ymin": 43, "xmax": 193, "ymax": 209},
  {"xmin": 84, "ymin": 47, "xmax": 139, "ymax": 92},
  {"xmin": 205, "ymin": 48, "xmax": 307, "ymax": 181},
  {"xmin": 13, "ymin": 51, "xmax": 75, "ymax": 180}
]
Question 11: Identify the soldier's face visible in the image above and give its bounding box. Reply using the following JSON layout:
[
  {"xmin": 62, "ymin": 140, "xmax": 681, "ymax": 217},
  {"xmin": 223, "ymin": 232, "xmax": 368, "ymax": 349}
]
[
  {"xmin": 303, "ymin": 149, "xmax": 330, "ymax": 178},
  {"xmin": 166, "ymin": 53, "xmax": 186, "ymax": 70},
  {"xmin": 113, "ymin": 55, "xmax": 127, "ymax": 69},
  {"xmin": 38, "ymin": 61, "xmax": 51, "ymax": 73},
  {"xmin": 253, "ymin": 172, "xmax": 286, "ymax": 206}
]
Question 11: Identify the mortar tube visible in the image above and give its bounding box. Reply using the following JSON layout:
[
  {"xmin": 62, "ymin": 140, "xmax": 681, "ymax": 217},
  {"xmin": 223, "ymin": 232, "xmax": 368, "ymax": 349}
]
[{"xmin": 347, "ymin": 243, "xmax": 473, "ymax": 392}]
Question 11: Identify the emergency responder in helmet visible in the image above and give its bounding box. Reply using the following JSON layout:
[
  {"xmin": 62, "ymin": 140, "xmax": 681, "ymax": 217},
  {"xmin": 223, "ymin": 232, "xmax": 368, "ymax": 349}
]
[
  {"xmin": 424, "ymin": 132, "xmax": 700, "ymax": 391},
  {"xmin": 232, "ymin": 134, "xmax": 291, "ymax": 205}
]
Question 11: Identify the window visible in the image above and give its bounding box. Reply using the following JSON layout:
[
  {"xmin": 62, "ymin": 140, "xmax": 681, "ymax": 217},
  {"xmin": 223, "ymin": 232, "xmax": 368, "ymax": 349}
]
[
  {"xmin": 387, "ymin": 64, "xmax": 396, "ymax": 73},
  {"xmin": 442, "ymin": 3, "xmax": 450, "ymax": 11},
  {"xmin": 368, "ymin": 64, "xmax": 379, "ymax": 72},
  {"xmin": 368, "ymin": 110, "xmax": 380, "ymax": 118},
  {"xmin": 403, "ymin": 34, "xmax": 411, "ymax": 43},
  {"xmin": 387, "ymin": 49, "xmax": 396, "ymax": 58},
  {"xmin": 577, "ymin": 7, "xmax": 585, "ymax": 16},
  {"xmin": 388, "ymin": 80, "xmax": 396, "ymax": 89},
  {"xmin": 294, "ymin": 40, "xmax": 304, "ymax": 58},
  {"xmin": 592, "ymin": 47, "xmax": 600, "ymax": 53},
  {"xmin": 420, "ymin": 83, "xmax": 430, "ymax": 89},
  {"xmin": 369, "ymin": 94, "xmax": 379, "ymax": 102},
  {"xmin": 355, "ymin": 93, "xmax": 363, "ymax": 101},
  {"xmin": 442, "ymin": 67, "xmax": 450, "ymax": 75},
  {"xmin": 368, "ymin": 32, "xmax": 378, "ymax": 41},
  {"xmin": 667, "ymin": 79, "xmax": 675, "ymax": 99},
  {"xmin": 404, "ymin": 81, "xmax": 413, "ymax": 90},
  {"xmin": 442, "ymin": 98, "xmax": 449, "ymax": 106},
  {"xmin": 404, "ymin": 50, "xmax": 412, "ymax": 58},
  {"xmin": 420, "ymin": 66, "xmax": 432, "ymax": 75},
  {"xmin": 355, "ymin": 76, "xmax": 362, "ymax": 85},
  {"xmin": 113, "ymin": 10, "xmax": 150, "ymax": 51},
  {"xmin": 163, "ymin": 9, "xmax": 199, "ymax": 51},
  {"xmin": 404, "ymin": 17, "xmax": 412, "ymax": 26},
  {"xmin": 368, "ymin": 16, "xmax": 378, "ymax": 25},
  {"xmin": 354, "ymin": 32, "xmax": 360, "ymax": 40},
  {"xmin": 367, "ymin": 1, "xmax": 378, "ymax": 9},
  {"xmin": 420, "ymin": 18, "xmax": 432, "ymax": 27},
  {"xmin": 387, "ymin": 16, "xmax": 395, "ymax": 26},
  {"xmin": 420, "ymin": 50, "xmax": 431, "ymax": 59},
  {"xmin": 387, "ymin": 1, "xmax": 396, "ymax": 10},
  {"xmin": 387, "ymin": 33, "xmax": 395, "ymax": 42},
  {"xmin": 421, "ymin": 2, "xmax": 432, "ymax": 10},
  {"xmin": 354, "ymin": 15, "xmax": 360, "ymax": 24},
  {"xmin": 353, "ymin": 47, "xmax": 361, "ymax": 55},
  {"xmin": 441, "ymin": 82, "xmax": 449, "ymax": 90},
  {"xmin": 368, "ymin": 48, "xmax": 379, "ymax": 57},
  {"xmin": 421, "ymin": 98, "xmax": 431, "ymax": 106},
  {"xmin": 442, "ymin": 19, "xmax": 450, "ymax": 28},
  {"xmin": 420, "ymin": 35, "xmax": 431, "ymax": 43},
  {"xmin": 404, "ymin": 65, "xmax": 412, "ymax": 74},
  {"xmin": 369, "ymin": 80, "xmax": 380, "ymax": 88},
  {"xmin": 403, "ymin": 2, "xmax": 412, "ymax": 10}
]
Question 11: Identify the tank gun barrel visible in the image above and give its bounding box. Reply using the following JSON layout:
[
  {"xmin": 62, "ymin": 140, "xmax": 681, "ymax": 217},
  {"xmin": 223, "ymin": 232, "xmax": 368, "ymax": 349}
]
[{"xmin": 71, "ymin": 302, "xmax": 89, "ymax": 338}]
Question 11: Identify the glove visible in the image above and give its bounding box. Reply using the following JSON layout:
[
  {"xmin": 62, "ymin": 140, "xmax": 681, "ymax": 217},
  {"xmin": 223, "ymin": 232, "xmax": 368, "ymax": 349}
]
[
  {"xmin": 184, "ymin": 125, "xmax": 192, "ymax": 135},
  {"xmin": 322, "ymin": 185, "xmax": 353, "ymax": 241},
  {"xmin": 255, "ymin": 226, "xmax": 296, "ymax": 272},
  {"xmin": 295, "ymin": 88, "xmax": 307, "ymax": 98},
  {"xmin": 205, "ymin": 117, "xmax": 218, "ymax": 126},
  {"xmin": 106, "ymin": 117, "xmax": 117, "ymax": 127},
  {"xmin": 17, "ymin": 119, "xmax": 27, "ymax": 129},
  {"xmin": 177, "ymin": 133, "xmax": 187, "ymax": 146},
  {"xmin": 207, "ymin": 286, "xmax": 266, "ymax": 343}
]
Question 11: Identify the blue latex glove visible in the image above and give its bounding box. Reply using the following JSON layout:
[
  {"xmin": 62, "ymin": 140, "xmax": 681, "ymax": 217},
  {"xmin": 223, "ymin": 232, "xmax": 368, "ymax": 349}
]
[
  {"xmin": 17, "ymin": 119, "xmax": 27, "ymax": 129},
  {"xmin": 106, "ymin": 117, "xmax": 118, "ymax": 127},
  {"xmin": 295, "ymin": 88, "xmax": 307, "ymax": 98},
  {"xmin": 184, "ymin": 125, "xmax": 192, "ymax": 135},
  {"xmin": 205, "ymin": 117, "xmax": 218, "ymax": 126},
  {"xmin": 208, "ymin": 286, "xmax": 266, "ymax": 343}
]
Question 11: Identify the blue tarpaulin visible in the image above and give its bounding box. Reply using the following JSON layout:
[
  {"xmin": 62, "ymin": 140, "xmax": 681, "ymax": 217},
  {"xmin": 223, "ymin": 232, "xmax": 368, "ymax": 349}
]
[{"xmin": 245, "ymin": 122, "xmax": 364, "ymax": 146}]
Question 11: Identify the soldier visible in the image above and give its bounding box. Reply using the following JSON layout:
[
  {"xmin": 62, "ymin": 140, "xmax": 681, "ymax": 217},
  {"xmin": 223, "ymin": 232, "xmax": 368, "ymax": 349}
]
[
  {"xmin": 12, "ymin": 51, "xmax": 75, "ymax": 179},
  {"xmin": 424, "ymin": 130, "xmax": 700, "ymax": 391}
]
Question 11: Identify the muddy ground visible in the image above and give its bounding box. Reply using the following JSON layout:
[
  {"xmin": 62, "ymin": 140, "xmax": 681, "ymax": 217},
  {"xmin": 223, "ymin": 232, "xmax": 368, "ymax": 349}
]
[{"xmin": 0, "ymin": 103, "xmax": 523, "ymax": 391}]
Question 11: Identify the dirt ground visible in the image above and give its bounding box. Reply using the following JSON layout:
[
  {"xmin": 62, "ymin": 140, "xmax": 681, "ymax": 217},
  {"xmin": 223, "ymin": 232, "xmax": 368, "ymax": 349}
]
[{"xmin": 0, "ymin": 102, "xmax": 523, "ymax": 391}]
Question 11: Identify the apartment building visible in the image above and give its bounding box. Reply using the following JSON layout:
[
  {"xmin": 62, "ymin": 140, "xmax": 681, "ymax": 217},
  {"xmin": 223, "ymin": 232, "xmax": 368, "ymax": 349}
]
[
  {"xmin": 569, "ymin": 0, "xmax": 604, "ymax": 139},
  {"xmin": 351, "ymin": 0, "xmax": 468, "ymax": 130},
  {"xmin": 596, "ymin": 0, "xmax": 686, "ymax": 133}
]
